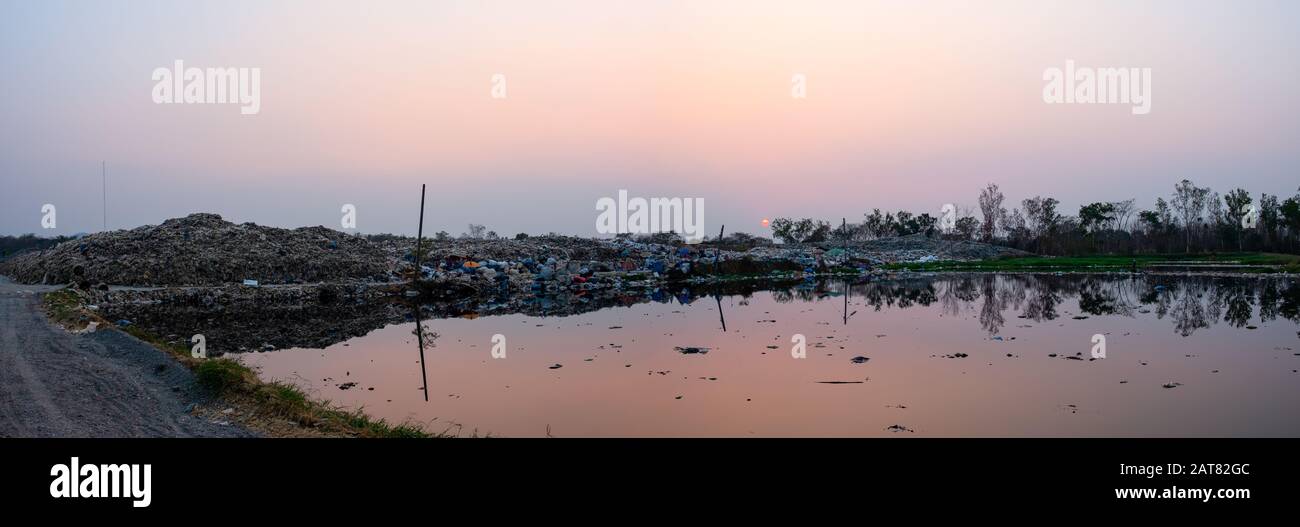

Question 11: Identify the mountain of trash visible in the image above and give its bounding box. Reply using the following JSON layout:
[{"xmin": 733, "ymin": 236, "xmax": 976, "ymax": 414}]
[
  {"xmin": 0, "ymin": 213, "xmax": 393, "ymax": 286},
  {"xmin": 0, "ymin": 213, "xmax": 1028, "ymax": 288}
]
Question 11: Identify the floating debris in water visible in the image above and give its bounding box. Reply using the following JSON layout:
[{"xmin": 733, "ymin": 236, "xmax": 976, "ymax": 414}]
[
  {"xmin": 675, "ymin": 346, "xmax": 710, "ymax": 354},
  {"xmin": 886, "ymin": 424, "xmax": 914, "ymax": 433},
  {"xmin": 548, "ymin": 363, "xmax": 563, "ymax": 369},
  {"xmin": 850, "ymin": 356, "xmax": 870, "ymax": 364},
  {"xmin": 1162, "ymin": 382, "xmax": 1183, "ymax": 389}
]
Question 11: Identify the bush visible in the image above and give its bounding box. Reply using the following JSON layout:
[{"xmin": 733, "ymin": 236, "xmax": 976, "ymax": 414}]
[{"xmin": 195, "ymin": 359, "xmax": 253, "ymax": 394}]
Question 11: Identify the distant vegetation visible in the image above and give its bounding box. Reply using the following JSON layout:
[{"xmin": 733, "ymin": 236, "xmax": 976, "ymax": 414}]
[
  {"xmin": 771, "ymin": 181, "xmax": 1300, "ymax": 256},
  {"xmin": 885, "ymin": 253, "xmax": 1300, "ymax": 273},
  {"xmin": 0, "ymin": 234, "xmax": 77, "ymax": 260}
]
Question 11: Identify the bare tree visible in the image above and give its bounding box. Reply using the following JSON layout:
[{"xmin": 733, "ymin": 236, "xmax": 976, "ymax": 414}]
[
  {"xmin": 978, "ymin": 183, "xmax": 1004, "ymax": 242},
  {"xmin": 1110, "ymin": 199, "xmax": 1135, "ymax": 231},
  {"xmin": 1170, "ymin": 180, "xmax": 1209, "ymax": 252}
]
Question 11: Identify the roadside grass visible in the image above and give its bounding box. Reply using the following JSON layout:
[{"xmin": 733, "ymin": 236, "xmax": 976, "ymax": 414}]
[
  {"xmin": 42, "ymin": 288, "xmax": 446, "ymax": 438},
  {"xmin": 884, "ymin": 253, "xmax": 1300, "ymax": 273},
  {"xmin": 43, "ymin": 288, "xmax": 86, "ymax": 327}
]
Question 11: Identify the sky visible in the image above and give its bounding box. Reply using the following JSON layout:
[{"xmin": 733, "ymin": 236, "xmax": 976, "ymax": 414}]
[{"xmin": 2, "ymin": 0, "xmax": 1298, "ymax": 237}]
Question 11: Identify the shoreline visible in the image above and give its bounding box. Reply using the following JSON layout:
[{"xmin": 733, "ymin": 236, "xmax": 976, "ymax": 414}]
[{"xmin": 11, "ymin": 263, "xmax": 1298, "ymax": 438}]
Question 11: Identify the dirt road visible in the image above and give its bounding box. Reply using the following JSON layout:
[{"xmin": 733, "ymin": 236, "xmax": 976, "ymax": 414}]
[{"xmin": 0, "ymin": 277, "xmax": 253, "ymax": 437}]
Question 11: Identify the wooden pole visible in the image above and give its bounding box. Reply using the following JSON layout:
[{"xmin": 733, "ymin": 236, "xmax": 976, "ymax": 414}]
[
  {"xmin": 841, "ymin": 218, "xmax": 847, "ymax": 250},
  {"xmin": 714, "ymin": 225, "xmax": 724, "ymax": 272},
  {"xmin": 414, "ymin": 184, "xmax": 426, "ymax": 280}
]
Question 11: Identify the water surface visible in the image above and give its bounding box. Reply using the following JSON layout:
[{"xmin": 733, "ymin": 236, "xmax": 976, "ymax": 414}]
[{"xmin": 242, "ymin": 274, "xmax": 1300, "ymax": 437}]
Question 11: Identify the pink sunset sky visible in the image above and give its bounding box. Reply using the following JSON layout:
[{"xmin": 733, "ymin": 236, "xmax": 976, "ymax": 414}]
[{"xmin": 2, "ymin": 0, "xmax": 1298, "ymax": 236}]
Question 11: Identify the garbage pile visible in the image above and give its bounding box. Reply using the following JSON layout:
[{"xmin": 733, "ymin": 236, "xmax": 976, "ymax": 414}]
[
  {"xmin": 395, "ymin": 236, "xmax": 816, "ymax": 300},
  {"xmin": 850, "ymin": 233, "xmax": 1030, "ymax": 262},
  {"xmin": 0, "ymin": 213, "xmax": 394, "ymax": 286},
  {"xmin": 1, "ymin": 214, "xmax": 1025, "ymax": 290}
]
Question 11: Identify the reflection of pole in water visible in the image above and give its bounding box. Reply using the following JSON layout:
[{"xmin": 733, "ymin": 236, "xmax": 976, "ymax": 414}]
[
  {"xmin": 843, "ymin": 279, "xmax": 851, "ymax": 325},
  {"xmin": 716, "ymin": 294, "xmax": 727, "ymax": 332},
  {"xmin": 413, "ymin": 307, "xmax": 429, "ymax": 402}
]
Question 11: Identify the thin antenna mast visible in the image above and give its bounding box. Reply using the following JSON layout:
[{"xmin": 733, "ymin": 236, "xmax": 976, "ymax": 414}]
[{"xmin": 102, "ymin": 161, "xmax": 107, "ymax": 231}]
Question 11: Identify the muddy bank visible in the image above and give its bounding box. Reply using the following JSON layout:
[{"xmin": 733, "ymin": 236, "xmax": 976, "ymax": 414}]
[
  {"xmin": 85, "ymin": 283, "xmax": 406, "ymax": 355},
  {"xmin": 0, "ymin": 278, "xmax": 254, "ymax": 438},
  {"xmin": 87, "ymin": 273, "xmax": 857, "ymax": 355}
]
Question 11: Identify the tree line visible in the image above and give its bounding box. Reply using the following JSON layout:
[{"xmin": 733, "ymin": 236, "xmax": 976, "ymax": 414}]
[
  {"xmin": 0, "ymin": 233, "xmax": 78, "ymax": 260},
  {"xmin": 769, "ymin": 181, "xmax": 1300, "ymax": 255}
]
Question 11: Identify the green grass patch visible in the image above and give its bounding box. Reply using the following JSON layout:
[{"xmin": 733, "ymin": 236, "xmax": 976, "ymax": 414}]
[
  {"xmin": 43, "ymin": 288, "xmax": 87, "ymax": 327},
  {"xmin": 121, "ymin": 325, "xmax": 191, "ymax": 358},
  {"xmin": 195, "ymin": 358, "xmax": 256, "ymax": 394},
  {"xmin": 884, "ymin": 253, "xmax": 1300, "ymax": 273},
  {"xmin": 249, "ymin": 381, "xmax": 439, "ymax": 437}
]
